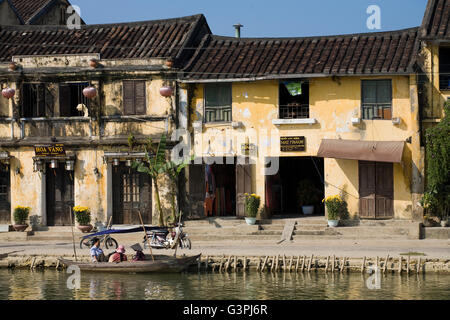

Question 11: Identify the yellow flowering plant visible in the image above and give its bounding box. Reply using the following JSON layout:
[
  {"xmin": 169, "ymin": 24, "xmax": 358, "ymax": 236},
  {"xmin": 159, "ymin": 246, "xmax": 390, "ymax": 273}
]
[
  {"xmin": 13, "ymin": 206, "xmax": 30, "ymax": 225},
  {"xmin": 323, "ymin": 195, "xmax": 347, "ymax": 220},
  {"xmin": 244, "ymin": 194, "xmax": 261, "ymax": 218},
  {"xmin": 73, "ymin": 206, "xmax": 91, "ymax": 226}
]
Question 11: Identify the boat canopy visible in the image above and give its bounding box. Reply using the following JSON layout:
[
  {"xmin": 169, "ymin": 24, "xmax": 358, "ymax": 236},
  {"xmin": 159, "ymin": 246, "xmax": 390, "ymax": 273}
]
[{"xmin": 82, "ymin": 226, "xmax": 167, "ymax": 239}]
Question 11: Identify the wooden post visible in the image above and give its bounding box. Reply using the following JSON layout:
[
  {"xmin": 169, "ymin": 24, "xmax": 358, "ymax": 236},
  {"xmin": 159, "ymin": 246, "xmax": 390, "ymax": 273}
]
[
  {"xmin": 295, "ymin": 255, "xmax": 300, "ymax": 272},
  {"xmin": 383, "ymin": 255, "xmax": 389, "ymax": 273},
  {"xmin": 275, "ymin": 255, "xmax": 279, "ymax": 272},
  {"xmin": 398, "ymin": 256, "xmax": 402, "ymax": 274},
  {"xmin": 198, "ymin": 255, "xmax": 201, "ymax": 272},
  {"xmin": 225, "ymin": 255, "xmax": 232, "ymax": 271},
  {"xmin": 282, "ymin": 255, "xmax": 286, "ymax": 272},
  {"xmin": 307, "ymin": 254, "xmax": 313, "ymax": 272},
  {"xmin": 244, "ymin": 257, "xmax": 247, "ymax": 271},
  {"xmin": 417, "ymin": 257, "xmax": 421, "ymax": 274},
  {"xmin": 234, "ymin": 256, "xmax": 237, "ymax": 272},
  {"xmin": 205, "ymin": 255, "xmax": 209, "ymax": 271},
  {"xmin": 261, "ymin": 256, "xmax": 268, "ymax": 272},
  {"xmin": 407, "ymin": 255, "xmax": 410, "ymax": 274},
  {"xmin": 270, "ymin": 256, "xmax": 276, "ymax": 272},
  {"xmin": 325, "ymin": 256, "xmax": 330, "ymax": 272},
  {"xmin": 331, "ymin": 255, "xmax": 335, "ymax": 273},
  {"xmin": 361, "ymin": 256, "xmax": 366, "ymax": 273},
  {"xmin": 300, "ymin": 255, "xmax": 306, "ymax": 272},
  {"xmin": 340, "ymin": 257, "xmax": 345, "ymax": 273},
  {"xmin": 69, "ymin": 207, "xmax": 78, "ymax": 262},
  {"xmin": 288, "ymin": 256, "xmax": 293, "ymax": 273},
  {"xmin": 219, "ymin": 255, "xmax": 225, "ymax": 272},
  {"xmin": 376, "ymin": 256, "xmax": 379, "ymax": 271},
  {"xmin": 138, "ymin": 211, "xmax": 154, "ymax": 261}
]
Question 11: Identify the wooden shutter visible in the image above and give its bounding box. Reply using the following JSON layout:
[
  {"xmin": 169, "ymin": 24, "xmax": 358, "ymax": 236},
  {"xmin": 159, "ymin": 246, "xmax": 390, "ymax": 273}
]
[
  {"xmin": 59, "ymin": 84, "xmax": 71, "ymax": 117},
  {"xmin": 123, "ymin": 81, "xmax": 135, "ymax": 115},
  {"xmin": 37, "ymin": 84, "xmax": 46, "ymax": 117},
  {"xmin": 375, "ymin": 162, "xmax": 393, "ymax": 219},
  {"xmin": 135, "ymin": 81, "xmax": 146, "ymax": 115},
  {"xmin": 359, "ymin": 161, "xmax": 376, "ymax": 219}
]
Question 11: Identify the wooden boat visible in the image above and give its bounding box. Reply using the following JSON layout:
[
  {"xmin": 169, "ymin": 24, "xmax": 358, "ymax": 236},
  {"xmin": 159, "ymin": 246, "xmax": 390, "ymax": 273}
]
[{"xmin": 57, "ymin": 254, "xmax": 201, "ymax": 273}]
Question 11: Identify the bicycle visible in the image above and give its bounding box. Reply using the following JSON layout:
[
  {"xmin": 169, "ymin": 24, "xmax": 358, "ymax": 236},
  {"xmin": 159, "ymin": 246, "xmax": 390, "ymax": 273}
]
[{"xmin": 79, "ymin": 233, "xmax": 118, "ymax": 250}]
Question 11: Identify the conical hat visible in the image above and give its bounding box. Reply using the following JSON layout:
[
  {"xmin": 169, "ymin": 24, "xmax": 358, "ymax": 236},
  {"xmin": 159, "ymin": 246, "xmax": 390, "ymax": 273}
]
[{"xmin": 131, "ymin": 243, "xmax": 143, "ymax": 251}]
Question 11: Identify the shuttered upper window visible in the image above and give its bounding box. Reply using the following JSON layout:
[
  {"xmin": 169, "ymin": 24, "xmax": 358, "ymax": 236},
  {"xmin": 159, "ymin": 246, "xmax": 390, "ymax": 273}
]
[
  {"xmin": 123, "ymin": 81, "xmax": 146, "ymax": 115},
  {"xmin": 21, "ymin": 83, "xmax": 53, "ymax": 118},
  {"xmin": 361, "ymin": 80, "xmax": 392, "ymax": 120},
  {"xmin": 204, "ymin": 83, "xmax": 232, "ymax": 122}
]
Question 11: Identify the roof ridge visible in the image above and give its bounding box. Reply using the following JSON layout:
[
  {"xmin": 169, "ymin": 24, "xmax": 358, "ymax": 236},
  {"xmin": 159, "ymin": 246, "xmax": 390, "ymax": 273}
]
[{"xmin": 209, "ymin": 26, "xmax": 420, "ymax": 42}]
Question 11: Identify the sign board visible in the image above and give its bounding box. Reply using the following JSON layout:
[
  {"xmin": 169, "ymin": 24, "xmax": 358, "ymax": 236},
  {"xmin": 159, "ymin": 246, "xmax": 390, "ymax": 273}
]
[
  {"xmin": 280, "ymin": 136, "xmax": 306, "ymax": 152},
  {"xmin": 34, "ymin": 144, "xmax": 66, "ymax": 157},
  {"xmin": 241, "ymin": 143, "xmax": 257, "ymax": 156}
]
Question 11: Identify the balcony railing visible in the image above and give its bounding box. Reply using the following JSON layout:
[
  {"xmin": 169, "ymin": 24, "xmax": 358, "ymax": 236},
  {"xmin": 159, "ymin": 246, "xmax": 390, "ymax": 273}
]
[{"xmin": 279, "ymin": 104, "xmax": 309, "ymax": 119}]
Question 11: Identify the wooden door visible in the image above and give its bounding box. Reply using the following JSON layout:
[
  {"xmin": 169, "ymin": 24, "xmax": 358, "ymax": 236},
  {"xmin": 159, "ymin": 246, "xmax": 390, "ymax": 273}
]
[
  {"xmin": 359, "ymin": 161, "xmax": 393, "ymax": 219},
  {"xmin": 187, "ymin": 164, "xmax": 205, "ymax": 218},
  {"xmin": 113, "ymin": 165, "xmax": 152, "ymax": 225},
  {"xmin": 46, "ymin": 164, "xmax": 74, "ymax": 226},
  {"xmin": 236, "ymin": 160, "xmax": 252, "ymax": 218},
  {"xmin": 0, "ymin": 164, "xmax": 10, "ymax": 224}
]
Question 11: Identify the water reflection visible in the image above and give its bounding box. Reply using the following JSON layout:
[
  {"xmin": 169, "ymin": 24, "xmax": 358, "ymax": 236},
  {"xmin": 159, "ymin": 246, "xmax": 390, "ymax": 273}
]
[{"xmin": 0, "ymin": 269, "xmax": 449, "ymax": 300}]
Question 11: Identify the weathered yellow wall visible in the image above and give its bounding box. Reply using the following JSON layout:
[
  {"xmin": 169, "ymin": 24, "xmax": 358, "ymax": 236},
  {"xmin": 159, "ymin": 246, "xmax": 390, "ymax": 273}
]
[{"xmin": 190, "ymin": 75, "xmax": 421, "ymax": 219}]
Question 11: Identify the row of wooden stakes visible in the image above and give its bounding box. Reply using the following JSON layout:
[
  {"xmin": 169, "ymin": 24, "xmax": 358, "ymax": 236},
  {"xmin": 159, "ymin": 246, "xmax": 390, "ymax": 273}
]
[{"xmin": 197, "ymin": 254, "xmax": 424, "ymax": 274}]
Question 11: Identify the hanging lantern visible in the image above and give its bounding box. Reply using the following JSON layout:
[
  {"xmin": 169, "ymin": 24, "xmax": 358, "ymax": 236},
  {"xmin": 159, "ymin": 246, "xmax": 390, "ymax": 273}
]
[
  {"xmin": 82, "ymin": 86, "xmax": 97, "ymax": 99},
  {"xmin": 159, "ymin": 86, "xmax": 174, "ymax": 97},
  {"xmin": 65, "ymin": 160, "xmax": 75, "ymax": 171},
  {"xmin": 8, "ymin": 62, "xmax": 17, "ymax": 71},
  {"xmin": 113, "ymin": 159, "xmax": 120, "ymax": 166},
  {"xmin": 50, "ymin": 160, "xmax": 58, "ymax": 169},
  {"xmin": 125, "ymin": 159, "xmax": 132, "ymax": 167},
  {"xmin": 165, "ymin": 59, "xmax": 174, "ymax": 68},
  {"xmin": 89, "ymin": 58, "xmax": 99, "ymax": 68},
  {"xmin": 2, "ymin": 88, "xmax": 15, "ymax": 99},
  {"xmin": 34, "ymin": 160, "xmax": 44, "ymax": 172}
]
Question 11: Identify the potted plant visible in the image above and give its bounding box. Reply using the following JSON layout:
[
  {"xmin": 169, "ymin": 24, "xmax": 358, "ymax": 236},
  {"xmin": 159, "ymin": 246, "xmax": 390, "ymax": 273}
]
[
  {"xmin": 323, "ymin": 195, "xmax": 347, "ymax": 227},
  {"xmin": 244, "ymin": 193, "xmax": 260, "ymax": 225},
  {"xmin": 296, "ymin": 180, "xmax": 321, "ymax": 215},
  {"xmin": 13, "ymin": 206, "xmax": 30, "ymax": 232},
  {"xmin": 73, "ymin": 206, "xmax": 93, "ymax": 233}
]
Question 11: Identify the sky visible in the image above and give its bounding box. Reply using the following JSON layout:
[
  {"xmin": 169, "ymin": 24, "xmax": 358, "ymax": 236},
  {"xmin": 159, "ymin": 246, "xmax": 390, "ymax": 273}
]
[{"xmin": 69, "ymin": 0, "xmax": 428, "ymax": 38}]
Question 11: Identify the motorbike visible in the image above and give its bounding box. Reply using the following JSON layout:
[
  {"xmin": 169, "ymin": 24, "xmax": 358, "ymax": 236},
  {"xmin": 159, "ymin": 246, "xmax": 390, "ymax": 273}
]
[{"xmin": 143, "ymin": 223, "xmax": 191, "ymax": 250}]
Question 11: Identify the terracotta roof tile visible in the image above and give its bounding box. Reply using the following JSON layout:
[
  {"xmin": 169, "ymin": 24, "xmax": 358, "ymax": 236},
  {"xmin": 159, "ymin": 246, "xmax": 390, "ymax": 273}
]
[
  {"xmin": 9, "ymin": 0, "xmax": 54, "ymax": 24},
  {"xmin": 421, "ymin": 0, "xmax": 450, "ymax": 40}
]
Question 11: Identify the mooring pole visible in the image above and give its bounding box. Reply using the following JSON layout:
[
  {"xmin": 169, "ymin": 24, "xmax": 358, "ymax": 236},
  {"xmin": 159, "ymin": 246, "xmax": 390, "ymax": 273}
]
[
  {"xmin": 69, "ymin": 207, "xmax": 78, "ymax": 262},
  {"xmin": 138, "ymin": 211, "xmax": 155, "ymax": 261}
]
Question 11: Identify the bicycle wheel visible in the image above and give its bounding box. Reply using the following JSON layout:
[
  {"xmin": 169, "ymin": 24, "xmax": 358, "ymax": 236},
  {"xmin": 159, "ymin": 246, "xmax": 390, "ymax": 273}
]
[
  {"xmin": 183, "ymin": 238, "xmax": 192, "ymax": 250},
  {"xmin": 105, "ymin": 237, "xmax": 118, "ymax": 249},
  {"xmin": 79, "ymin": 238, "xmax": 90, "ymax": 249}
]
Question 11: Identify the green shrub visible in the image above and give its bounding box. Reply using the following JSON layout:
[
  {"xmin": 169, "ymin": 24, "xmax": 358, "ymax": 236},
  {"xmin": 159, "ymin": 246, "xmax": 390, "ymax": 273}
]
[
  {"xmin": 424, "ymin": 102, "xmax": 450, "ymax": 220},
  {"xmin": 244, "ymin": 194, "xmax": 260, "ymax": 218},
  {"xmin": 13, "ymin": 206, "xmax": 30, "ymax": 225}
]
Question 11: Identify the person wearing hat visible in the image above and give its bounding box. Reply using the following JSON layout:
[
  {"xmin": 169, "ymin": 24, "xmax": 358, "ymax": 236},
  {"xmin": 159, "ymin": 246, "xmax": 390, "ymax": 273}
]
[
  {"xmin": 131, "ymin": 243, "xmax": 146, "ymax": 261},
  {"xmin": 90, "ymin": 238, "xmax": 106, "ymax": 262},
  {"xmin": 108, "ymin": 245, "xmax": 128, "ymax": 263}
]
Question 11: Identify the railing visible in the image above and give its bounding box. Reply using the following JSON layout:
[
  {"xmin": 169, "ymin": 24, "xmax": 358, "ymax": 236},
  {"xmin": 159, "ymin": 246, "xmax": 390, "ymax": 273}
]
[
  {"xmin": 279, "ymin": 104, "xmax": 309, "ymax": 119},
  {"xmin": 205, "ymin": 106, "xmax": 232, "ymax": 123},
  {"xmin": 362, "ymin": 104, "xmax": 392, "ymax": 120}
]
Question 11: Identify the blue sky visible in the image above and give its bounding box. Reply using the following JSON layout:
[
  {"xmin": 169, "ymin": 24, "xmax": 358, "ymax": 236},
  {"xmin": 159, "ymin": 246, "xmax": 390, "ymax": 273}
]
[{"xmin": 70, "ymin": 0, "xmax": 428, "ymax": 38}]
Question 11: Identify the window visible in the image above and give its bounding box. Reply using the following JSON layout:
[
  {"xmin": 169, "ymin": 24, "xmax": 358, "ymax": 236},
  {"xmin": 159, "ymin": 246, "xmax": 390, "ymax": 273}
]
[
  {"xmin": 361, "ymin": 80, "xmax": 392, "ymax": 120},
  {"xmin": 21, "ymin": 83, "xmax": 52, "ymax": 118},
  {"xmin": 204, "ymin": 83, "xmax": 232, "ymax": 122},
  {"xmin": 439, "ymin": 47, "xmax": 450, "ymax": 90},
  {"xmin": 123, "ymin": 80, "xmax": 146, "ymax": 115},
  {"xmin": 279, "ymin": 81, "xmax": 309, "ymax": 119},
  {"xmin": 59, "ymin": 83, "xmax": 90, "ymax": 117}
]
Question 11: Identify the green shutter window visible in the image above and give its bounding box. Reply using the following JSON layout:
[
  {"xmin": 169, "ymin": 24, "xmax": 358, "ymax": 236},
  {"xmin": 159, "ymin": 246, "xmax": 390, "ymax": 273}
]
[
  {"xmin": 362, "ymin": 80, "xmax": 392, "ymax": 120},
  {"xmin": 204, "ymin": 83, "xmax": 232, "ymax": 123}
]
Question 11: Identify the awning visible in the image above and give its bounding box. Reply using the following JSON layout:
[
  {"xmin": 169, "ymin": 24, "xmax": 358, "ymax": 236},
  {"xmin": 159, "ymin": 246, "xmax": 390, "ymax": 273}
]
[{"xmin": 317, "ymin": 139, "xmax": 404, "ymax": 163}]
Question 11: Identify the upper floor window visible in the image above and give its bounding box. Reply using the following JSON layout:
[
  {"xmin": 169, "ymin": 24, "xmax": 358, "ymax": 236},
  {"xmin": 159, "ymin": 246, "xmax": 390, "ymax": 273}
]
[
  {"xmin": 59, "ymin": 83, "xmax": 90, "ymax": 117},
  {"xmin": 279, "ymin": 81, "xmax": 309, "ymax": 119},
  {"xmin": 204, "ymin": 83, "xmax": 232, "ymax": 123},
  {"xmin": 21, "ymin": 83, "xmax": 52, "ymax": 118},
  {"xmin": 439, "ymin": 47, "xmax": 450, "ymax": 90},
  {"xmin": 361, "ymin": 80, "xmax": 392, "ymax": 120},
  {"xmin": 123, "ymin": 80, "xmax": 146, "ymax": 115}
]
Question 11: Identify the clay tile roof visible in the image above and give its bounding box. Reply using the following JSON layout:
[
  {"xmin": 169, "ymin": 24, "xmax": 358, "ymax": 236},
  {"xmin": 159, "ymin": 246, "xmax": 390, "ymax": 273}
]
[
  {"xmin": 420, "ymin": 0, "xmax": 450, "ymax": 40},
  {"xmin": 9, "ymin": 0, "xmax": 54, "ymax": 24},
  {"xmin": 0, "ymin": 14, "xmax": 211, "ymax": 64},
  {"xmin": 182, "ymin": 27, "xmax": 420, "ymax": 80}
]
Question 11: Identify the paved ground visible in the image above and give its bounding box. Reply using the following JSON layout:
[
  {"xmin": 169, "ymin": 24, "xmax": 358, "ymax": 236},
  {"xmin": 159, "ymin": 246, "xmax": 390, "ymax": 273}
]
[{"xmin": 1, "ymin": 237, "xmax": 449, "ymax": 259}]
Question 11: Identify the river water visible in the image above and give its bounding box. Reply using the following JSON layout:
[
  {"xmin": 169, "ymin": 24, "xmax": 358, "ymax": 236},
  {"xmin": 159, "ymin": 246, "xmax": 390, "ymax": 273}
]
[{"xmin": 0, "ymin": 269, "xmax": 449, "ymax": 300}]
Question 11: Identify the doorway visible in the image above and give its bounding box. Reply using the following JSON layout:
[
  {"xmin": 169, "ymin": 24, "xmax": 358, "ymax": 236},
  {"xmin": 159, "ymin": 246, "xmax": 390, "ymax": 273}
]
[
  {"xmin": 112, "ymin": 163, "xmax": 152, "ymax": 224},
  {"xmin": 266, "ymin": 157, "xmax": 324, "ymax": 215},
  {"xmin": 0, "ymin": 163, "xmax": 10, "ymax": 224},
  {"xmin": 46, "ymin": 163, "xmax": 74, "ymax": 226},
  {"xmin": 359, "ymin": 161, "xmax": 394, "ymax": 219}
]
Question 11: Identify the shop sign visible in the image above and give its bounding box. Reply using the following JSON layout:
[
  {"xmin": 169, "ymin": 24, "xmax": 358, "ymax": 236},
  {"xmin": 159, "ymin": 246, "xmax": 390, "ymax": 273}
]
[
  {"xmin": 241, "ymin": 143, "xmax": 257, "ymax": 156},
  {"xmin": 280, "ymin": 136, "xmax": 306, "ymax": 152},
  {"xmin": 34, "ymin": 144, "xmax": 66, "ymax": 157}
]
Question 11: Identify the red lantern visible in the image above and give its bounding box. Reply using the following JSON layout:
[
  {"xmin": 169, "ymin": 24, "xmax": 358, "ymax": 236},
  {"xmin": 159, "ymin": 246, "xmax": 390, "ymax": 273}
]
[
  {"xmin": 159, "ymin": 86, "xmax": 174, "ymax": 97},
  {"xmin": 82, "ymin": 86, "xmax": 97, "ymax": 99},
  {"xmin": 89, "ymin": 58, "xmax": 99, "ymax": 68},
  {"xmin": 1, "ymin": 88, "xmax": 15, "ymax": 99}
]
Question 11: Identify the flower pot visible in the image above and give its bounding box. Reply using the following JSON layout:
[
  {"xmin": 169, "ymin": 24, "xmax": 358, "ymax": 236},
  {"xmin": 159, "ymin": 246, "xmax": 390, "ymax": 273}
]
[
  {"xmin": 13, "ymin": 224, "xmax": 28, "ymax": 232},
  {"xmin": 245, "ymin": 217, "xmax": 257, "ymax": 225},
  {"xmin": 77, "ymin": 225, "xmax": 93, "ymax": 233},
  {"xmin": 440, "ymin": 220, "xmax": 449, "ymax": 228},
  {"xmin": 302, "ymin": 205, "xmax": 314, "ymax": 215},
  {"xmin": 327, "ymin": 220, "xmax": 339, "ymax": 228}
]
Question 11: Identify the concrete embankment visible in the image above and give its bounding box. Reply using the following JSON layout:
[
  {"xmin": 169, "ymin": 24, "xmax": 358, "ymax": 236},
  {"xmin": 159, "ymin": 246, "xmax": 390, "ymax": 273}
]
[{"xmin": 1, "ymin": 253, "xmax": 449, "ymax": 274}]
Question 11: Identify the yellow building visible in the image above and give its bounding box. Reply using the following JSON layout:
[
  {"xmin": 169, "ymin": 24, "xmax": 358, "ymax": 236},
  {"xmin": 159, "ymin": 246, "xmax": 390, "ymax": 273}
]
[{"xmin": 179, "ymin": 26, "xmax": 426, "ymax": 221}]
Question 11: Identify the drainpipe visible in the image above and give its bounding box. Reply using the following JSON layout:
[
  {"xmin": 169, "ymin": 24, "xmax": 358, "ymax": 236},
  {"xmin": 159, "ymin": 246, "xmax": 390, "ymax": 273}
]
[{"xmin": 233, "ymin": 24, "xmax": 243, "ymax": 39}]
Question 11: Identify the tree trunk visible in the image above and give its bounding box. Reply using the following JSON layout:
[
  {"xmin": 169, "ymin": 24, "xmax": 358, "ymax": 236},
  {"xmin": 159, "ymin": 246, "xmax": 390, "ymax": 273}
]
[{"xmin": 153, "ymin": 180, "xmax": 164, "ymax": 226}]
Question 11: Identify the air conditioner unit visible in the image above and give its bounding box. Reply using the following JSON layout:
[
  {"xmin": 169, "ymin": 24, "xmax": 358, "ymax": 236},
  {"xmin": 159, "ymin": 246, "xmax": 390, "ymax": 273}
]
[
  {"xmin": 231, "ymin": 121, "xmax": 244, "ymax": 129},
  {"xmin": 351, "ymin": 117, "xmax": 361, "ymax": 125},
  {"xmin": 392, "ymin": 117, "xmax": 401, "ymax": 125}
]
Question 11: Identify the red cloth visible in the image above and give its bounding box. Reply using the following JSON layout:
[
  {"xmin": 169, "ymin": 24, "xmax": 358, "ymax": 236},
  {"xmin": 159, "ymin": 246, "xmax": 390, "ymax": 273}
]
[{"xmin": 109, "ymin": 252, "xmax": 127, "ymax": 263}]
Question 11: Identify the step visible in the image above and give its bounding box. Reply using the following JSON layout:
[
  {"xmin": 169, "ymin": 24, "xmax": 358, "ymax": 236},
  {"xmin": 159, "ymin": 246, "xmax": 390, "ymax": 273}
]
[
  {"xmin": 188, "ymin": 234, "xmax": 281, "ymax": 241},
  {"xmin": 295, "ymin": 224, "xmax": 328, "ymax": 231},
  {"xmin": 183, "ymin": 218, "xmax": 244, "ymax": 227},
  {"xmin": 0, "ymin": 231, "xmax": 32, "ymax": 241},
  {"xmin": 258, "ymin": 225, "xmax": 285, "ymax": 231}
]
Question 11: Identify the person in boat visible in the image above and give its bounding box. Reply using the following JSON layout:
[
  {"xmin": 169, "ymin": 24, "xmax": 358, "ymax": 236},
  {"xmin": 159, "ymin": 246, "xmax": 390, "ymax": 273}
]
[
  {"xmin": 90, "ymin": 237, "xmax": 106, "ymax": 262},
  {"xmin": 108, "ymin": 245, "xmax": 128, "ymax": 263},
  {"xmin": 131, "ymin": 243, "xmax": 146, "ymax": 261}
]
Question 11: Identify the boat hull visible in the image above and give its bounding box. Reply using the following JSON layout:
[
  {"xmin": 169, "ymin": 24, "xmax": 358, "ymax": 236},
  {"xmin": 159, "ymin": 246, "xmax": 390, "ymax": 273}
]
[{"xmin": 58, "ymin": 254, "xmax": 200, "ymax": 273}]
